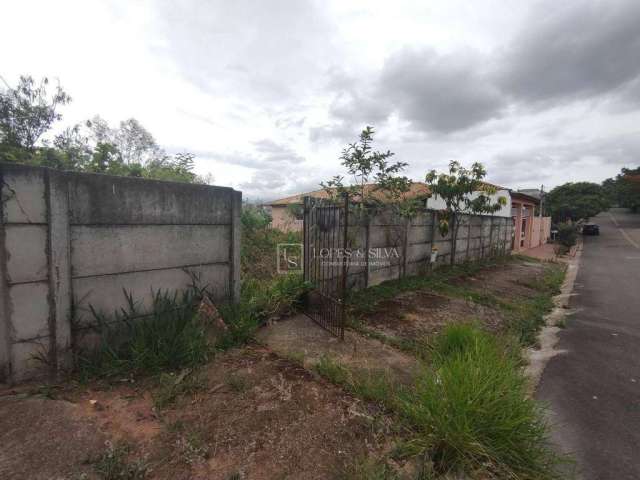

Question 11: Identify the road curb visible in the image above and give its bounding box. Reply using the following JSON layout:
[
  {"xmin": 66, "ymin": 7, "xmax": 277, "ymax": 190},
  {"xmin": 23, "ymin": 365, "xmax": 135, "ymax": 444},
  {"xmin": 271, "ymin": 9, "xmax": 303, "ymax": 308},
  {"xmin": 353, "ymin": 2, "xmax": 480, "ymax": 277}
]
[{"xmin": 525, "ymin": 238, "xmax": 583, "ymax": 393}]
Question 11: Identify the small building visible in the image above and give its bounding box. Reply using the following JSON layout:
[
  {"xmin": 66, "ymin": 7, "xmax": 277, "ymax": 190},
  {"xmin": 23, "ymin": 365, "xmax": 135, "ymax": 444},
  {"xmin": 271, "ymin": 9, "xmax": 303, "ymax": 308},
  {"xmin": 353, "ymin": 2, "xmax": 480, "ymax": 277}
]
[{"xmin": 511, "ymin": 191, "xmax": 551, "ymax": 251}]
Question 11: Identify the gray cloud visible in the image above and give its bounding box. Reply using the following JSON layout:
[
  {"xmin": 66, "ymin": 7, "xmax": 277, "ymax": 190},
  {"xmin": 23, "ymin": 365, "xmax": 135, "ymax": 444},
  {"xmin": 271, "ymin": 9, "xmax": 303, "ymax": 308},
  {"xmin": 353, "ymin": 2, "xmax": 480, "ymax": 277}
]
[
  {"xmin": 156, "ymin": 0, "xmax": 338, "ymax": 104},
  {"xmin": 497, "ymin": 0, "xmax": 640, "ymax": 104},
  {"xmin": 379, "ymin": 48, "xmax": 504, "ymax": 133}
]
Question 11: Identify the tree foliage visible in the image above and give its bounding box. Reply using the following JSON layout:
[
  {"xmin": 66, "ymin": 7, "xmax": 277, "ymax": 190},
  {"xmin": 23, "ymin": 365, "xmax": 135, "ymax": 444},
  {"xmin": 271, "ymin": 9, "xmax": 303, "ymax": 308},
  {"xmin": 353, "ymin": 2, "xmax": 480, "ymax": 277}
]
[
  {"xmin": 0, "ymin": 75, "xmax": 208, "ymax": 184},
  {"xmin": 425, "ymin": 161, "xmax": 507, "ymax": 264},
  {"xmin": 603, "ymin": 166, "xmax": 640, "ymax": 213},
  {"xmin": 545, "ymin": 182, "xmax": 609, "ymax": 222},
  {"xmin": 0, "ymin": 76, "xmax": 71, "ymax": 150},
  {"xmin": 321, "ymin": 126, "xmax": 421, "ymax": 217}
]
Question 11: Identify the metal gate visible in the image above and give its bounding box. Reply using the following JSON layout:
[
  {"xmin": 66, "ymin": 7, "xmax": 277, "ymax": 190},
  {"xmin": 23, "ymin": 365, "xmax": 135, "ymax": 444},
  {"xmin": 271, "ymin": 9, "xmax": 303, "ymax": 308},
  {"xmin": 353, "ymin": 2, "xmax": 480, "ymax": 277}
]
[{"xmin": 302, "ymin": 195, "xmax": 349, "ymax": 339}]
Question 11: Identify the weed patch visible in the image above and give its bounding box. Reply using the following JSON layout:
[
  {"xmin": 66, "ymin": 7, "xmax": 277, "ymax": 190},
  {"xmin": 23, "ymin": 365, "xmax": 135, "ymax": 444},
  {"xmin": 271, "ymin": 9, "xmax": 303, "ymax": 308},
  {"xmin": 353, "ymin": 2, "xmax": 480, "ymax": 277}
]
[
  {"xmin": 77, "ymin": 288, "xmax": 210, "ymax": 379},
  {"xmin": 153, "ymin": 369, "xmax": 208, "ymax": 409},
  {"xmin": 91, "ymin": 441, "xmax": 147, "ymax": 480}
]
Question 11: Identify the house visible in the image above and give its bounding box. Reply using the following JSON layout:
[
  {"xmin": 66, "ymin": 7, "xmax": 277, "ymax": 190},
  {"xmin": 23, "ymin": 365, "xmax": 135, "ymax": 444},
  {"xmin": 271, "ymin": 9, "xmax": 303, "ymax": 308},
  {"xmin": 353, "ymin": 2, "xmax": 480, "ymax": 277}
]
[
  {"xmin": 511, "ymin": 191, "xmax": 551, "ymax": 251},
  {"xmin": 267, "ymin": 183, "xmax": 431, "ymax": 232}
]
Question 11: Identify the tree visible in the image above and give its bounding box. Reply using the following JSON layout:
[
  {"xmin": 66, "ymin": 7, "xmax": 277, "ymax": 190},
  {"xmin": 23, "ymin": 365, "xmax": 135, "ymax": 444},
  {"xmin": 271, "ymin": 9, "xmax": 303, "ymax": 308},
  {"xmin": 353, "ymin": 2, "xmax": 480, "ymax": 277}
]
[
  {"xmin": 321, "ymin": 126, "xmax": 418, "ymax": 215},
  {"xmin": 603, "ymin": 167, "xmax": 640, "ymax": 213},
  {"xmin": 545, "ymin": 182, "xmax": 609, "ymax": 222},
  {"xmin": 425, "ymin": 161, "xmax": 507, "ymax": 265},
  {"xmin": 0, "ymin": 76, "xmax": 71, "ymax": 151}
]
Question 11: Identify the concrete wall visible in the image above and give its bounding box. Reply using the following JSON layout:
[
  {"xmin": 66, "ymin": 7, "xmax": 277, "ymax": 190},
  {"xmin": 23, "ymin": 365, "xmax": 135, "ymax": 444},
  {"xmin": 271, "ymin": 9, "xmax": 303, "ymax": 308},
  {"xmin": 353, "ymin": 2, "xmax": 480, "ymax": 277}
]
[
  {"xmin": 0, "ymin": 163, "xmax": 241, "ymax": 383},
  {"xmin": 340, "ymin": 207, "xmax": 513, "ymax": 289}
]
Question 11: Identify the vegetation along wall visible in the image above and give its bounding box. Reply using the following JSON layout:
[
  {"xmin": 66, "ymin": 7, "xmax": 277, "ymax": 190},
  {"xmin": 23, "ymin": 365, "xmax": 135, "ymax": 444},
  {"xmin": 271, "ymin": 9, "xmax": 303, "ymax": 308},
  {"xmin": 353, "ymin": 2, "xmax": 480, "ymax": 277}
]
[{"xmin": 0, "ymin": 163, "xmax": 241, "ymax": 383}]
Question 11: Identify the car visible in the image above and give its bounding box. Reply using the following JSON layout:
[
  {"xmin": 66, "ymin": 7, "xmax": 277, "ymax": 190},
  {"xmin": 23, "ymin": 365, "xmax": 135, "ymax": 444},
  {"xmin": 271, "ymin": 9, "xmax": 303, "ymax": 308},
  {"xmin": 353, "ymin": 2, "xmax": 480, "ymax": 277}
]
[{"xmin": 582, "ymin": 223, "xmax": 600, "ymax": 235}]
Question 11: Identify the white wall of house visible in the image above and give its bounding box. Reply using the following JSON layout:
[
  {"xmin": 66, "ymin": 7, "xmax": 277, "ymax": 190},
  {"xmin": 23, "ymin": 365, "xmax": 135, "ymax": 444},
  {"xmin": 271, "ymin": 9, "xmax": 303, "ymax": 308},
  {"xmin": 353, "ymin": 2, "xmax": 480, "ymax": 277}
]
[{"xmin": 425, "ymin": 189, "xmax": 512, "ymax": 217}]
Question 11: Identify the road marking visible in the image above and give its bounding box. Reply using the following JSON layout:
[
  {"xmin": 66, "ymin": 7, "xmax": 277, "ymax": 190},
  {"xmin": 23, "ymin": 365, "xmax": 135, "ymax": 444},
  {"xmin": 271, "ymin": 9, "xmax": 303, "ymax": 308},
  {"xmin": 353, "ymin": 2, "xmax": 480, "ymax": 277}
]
[
  {"xmin": 620, "ymin": 228, "xmax": 640, "ymax": 250},
  {"xmin": 608, "ymin": 212, "xmax": 640, "ymax": 249}
]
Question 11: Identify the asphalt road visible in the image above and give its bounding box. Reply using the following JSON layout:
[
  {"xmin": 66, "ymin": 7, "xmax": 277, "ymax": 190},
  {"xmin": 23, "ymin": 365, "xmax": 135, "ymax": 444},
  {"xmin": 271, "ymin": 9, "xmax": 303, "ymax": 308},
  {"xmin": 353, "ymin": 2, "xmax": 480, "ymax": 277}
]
[{"xmin": 537, "ymin": 208, "xmax": 640, "ymax": 479}]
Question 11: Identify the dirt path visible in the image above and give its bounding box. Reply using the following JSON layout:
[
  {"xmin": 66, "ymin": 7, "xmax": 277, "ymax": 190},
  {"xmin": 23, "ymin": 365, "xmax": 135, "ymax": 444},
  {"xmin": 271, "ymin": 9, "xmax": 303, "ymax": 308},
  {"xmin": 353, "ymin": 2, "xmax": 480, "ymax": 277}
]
[
  {"xmin": 256, "ymin": 313, "xmax": 417, "ymax": 384},
  {"xmin": 0, "ymin": 346, "xmax": 396, "ymax": 480}
]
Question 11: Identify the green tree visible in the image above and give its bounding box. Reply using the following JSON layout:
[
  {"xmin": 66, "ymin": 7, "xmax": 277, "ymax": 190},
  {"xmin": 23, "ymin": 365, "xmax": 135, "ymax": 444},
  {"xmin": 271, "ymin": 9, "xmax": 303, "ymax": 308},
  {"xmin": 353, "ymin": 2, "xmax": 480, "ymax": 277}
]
[
  {"xmin": 0, "ymin": 76, "xmax": 71, "ymax": 151},
  {"xmin": 545, "ymin": 182, "xmax": 609, "ymax": 222},
  {"xmin": 425, "ymin": 161, "xmax": 507, "ymax": 264},
  {"xmin": 603, "ymin": 167, "xmax": 640, "ymax": 213},
  {"xmin": 321, "ymin": 126, "xmax": 418, "ymax": 215}
]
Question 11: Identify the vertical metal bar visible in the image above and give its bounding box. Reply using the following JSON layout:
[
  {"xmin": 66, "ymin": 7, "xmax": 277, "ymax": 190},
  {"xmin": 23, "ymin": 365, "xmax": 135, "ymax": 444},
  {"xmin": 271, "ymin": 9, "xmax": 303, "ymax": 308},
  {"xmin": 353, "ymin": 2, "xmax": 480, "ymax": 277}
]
[
  {"xmin": 303, "ymin": 196, "xmax": 309, "ymax": 282},
  {"xmin": 340, "ymin": 193, "xmax": 349, "ymax": 339}
]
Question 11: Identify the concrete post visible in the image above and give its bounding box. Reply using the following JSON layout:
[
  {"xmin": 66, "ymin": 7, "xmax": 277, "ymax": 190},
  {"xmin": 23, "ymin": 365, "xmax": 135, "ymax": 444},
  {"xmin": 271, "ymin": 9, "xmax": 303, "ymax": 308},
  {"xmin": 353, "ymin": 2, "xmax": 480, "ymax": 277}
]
[
  {"xmin": 230, "ymin": 190, "xmax": 242, "ymax": 303},
  {"xmin": 45, "ymin": 171, "xmax": 73, "ymax": 374},
  {"xmin": 0, "ymin": 170, "xmax": 9, "ymax": 382}
]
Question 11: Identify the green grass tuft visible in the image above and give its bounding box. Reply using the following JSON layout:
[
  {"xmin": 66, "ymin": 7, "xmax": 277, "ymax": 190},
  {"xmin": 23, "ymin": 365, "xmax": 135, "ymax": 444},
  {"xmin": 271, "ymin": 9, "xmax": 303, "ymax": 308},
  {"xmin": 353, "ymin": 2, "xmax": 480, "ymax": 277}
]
[{"xmin": 396, "ymin": 324, "xmax": 564, "ymax": 479}]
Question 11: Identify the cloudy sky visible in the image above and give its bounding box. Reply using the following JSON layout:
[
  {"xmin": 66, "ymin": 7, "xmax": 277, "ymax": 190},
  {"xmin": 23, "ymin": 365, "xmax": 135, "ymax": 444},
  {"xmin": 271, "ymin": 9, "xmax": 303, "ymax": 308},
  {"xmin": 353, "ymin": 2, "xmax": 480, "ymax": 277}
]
[{"xmin": 2, "ymin": 0, "xmax": 640, "ymax": 199}]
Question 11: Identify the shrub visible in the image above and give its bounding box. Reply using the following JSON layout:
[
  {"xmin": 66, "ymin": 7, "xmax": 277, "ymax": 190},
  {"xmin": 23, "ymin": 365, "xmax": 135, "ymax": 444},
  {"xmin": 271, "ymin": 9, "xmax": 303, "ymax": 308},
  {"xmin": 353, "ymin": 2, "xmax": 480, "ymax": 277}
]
[
  {"xmin": 556, "ymin": 223, "xmax": 577, "ymax": 248},
  {"xmin": 396, "ymin": 324, "xmax": 562, "ymax": 479}
]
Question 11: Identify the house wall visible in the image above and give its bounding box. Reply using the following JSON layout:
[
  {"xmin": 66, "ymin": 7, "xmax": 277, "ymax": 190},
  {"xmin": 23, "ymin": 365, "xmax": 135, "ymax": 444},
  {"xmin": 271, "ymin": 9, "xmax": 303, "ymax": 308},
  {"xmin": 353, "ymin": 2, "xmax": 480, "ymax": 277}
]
[
  {"xmin": 271, "ymin": 205, "xmax": 303, "ymax": 232},
  {"xmin": 0, "ymin": 163, "xmax": 241, "ymax": 383},
  {"xmin": 426, "ymin": 189, "xmax": 512, "ymax": 218}
]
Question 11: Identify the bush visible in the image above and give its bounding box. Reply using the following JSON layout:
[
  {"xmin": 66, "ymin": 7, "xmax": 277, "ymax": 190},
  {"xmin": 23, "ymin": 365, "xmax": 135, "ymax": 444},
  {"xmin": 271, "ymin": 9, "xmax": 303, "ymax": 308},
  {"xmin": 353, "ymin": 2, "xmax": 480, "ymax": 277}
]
[
  {"xmin": 396, "ymin": 324, "xmax": 562, "ymax": 479},
  {"xmin": 556, "ymin": 223, "xmax": 577, "ymax": 248}
]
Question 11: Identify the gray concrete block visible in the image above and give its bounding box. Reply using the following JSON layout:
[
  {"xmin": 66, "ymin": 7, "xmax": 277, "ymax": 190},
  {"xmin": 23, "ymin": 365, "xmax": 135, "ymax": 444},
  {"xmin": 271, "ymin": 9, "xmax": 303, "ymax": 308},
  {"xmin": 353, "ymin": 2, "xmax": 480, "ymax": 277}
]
[
  {"xmin": 368, "ymin": 265, "xmax": 401, "ymax": 286},
  {"xmin": 72, "ymin": 263, "xmax": 230, "ymax": 323},
  {"xmin": 10, "ymin": 339, "xmax": 49, "ymax": 380},
  {"xmin": 408, "ymin": 225, "xmax": 430, "ymax": 244},
  {"xmin": 71, "ymin": 224, "xmax": 231, "ymax": 277},
  {"xmin": 9, "ymin": 282, "xmax": 50, "ymax": 340},
  {"xmin": 68, "ymin": 172, "xmax": 235, "ymax": 225},
  {"xmin": 1, "ymin": 166, "xmax": 47, "ymax": 224},
  {"xmin": 408, "ymin": 242, "xmax": 430, "ymax": 262},
  {"xmin": 369, "ymin": 225, "xmax": 405, "ymax": 248},
  {"xmin": 5, "ymin": 225, "xmax": 48, "ymax": 284}
]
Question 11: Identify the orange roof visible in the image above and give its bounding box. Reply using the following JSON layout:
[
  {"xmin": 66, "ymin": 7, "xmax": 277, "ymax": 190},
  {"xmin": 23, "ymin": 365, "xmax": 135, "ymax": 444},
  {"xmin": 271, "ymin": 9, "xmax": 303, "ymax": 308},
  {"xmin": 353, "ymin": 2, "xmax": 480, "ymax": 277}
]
[{"xmin": 267, "ymin": 182, "xmax": 432, "ymax": 206}]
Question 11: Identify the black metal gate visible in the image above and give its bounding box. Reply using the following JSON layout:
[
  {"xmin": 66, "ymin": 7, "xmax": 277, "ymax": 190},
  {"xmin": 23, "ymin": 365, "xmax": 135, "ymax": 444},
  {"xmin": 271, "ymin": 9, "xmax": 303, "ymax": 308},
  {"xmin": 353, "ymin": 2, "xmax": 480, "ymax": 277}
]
[{"xmin": 303, "ymin": 195, "xmax": 349, "ymax": 339}]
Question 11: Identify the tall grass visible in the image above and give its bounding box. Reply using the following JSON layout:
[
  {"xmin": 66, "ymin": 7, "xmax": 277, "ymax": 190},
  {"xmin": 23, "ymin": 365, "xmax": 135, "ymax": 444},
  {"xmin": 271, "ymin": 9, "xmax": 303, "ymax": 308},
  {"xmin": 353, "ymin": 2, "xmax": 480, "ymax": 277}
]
[
  {"xmin": 396, "ymin": 324, "xmax": 563, "ymax": 479},
  {"xmin": 78, "ymin": 273, "xmax": 310, "ymax": 378},
  {"xmin": 78, "ymin": 288, "xmax": 209, "ymax": 378},
  {"xmin": 314, "ymin": 324, "xmax": 564, "ymax": 479}
]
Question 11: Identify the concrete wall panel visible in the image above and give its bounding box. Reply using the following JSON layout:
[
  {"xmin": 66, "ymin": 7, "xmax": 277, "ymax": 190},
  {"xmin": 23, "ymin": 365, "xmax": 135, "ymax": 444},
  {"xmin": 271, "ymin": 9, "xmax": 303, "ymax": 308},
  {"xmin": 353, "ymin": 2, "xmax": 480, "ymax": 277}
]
[
  {"xmin": 1, "ymin": 168, "xmax": 46, "ymax": 224},
  {"xmin": 5, "ymin": 225, "xmax": 48, "ymax": 284},
  {"xmin": 68, "ymin": 173, "xmax": 234, "ymax": 225},
  {"xmin": 9, "ymin": 282, "xmax": 50, "ymax": 340},
  {"xmin": 73, "ymin": 263, "xmax": 230, "ymax": 321},
  {"xmin": 71, "ymin": 224, "xmax": 231, "ymax": 277}
]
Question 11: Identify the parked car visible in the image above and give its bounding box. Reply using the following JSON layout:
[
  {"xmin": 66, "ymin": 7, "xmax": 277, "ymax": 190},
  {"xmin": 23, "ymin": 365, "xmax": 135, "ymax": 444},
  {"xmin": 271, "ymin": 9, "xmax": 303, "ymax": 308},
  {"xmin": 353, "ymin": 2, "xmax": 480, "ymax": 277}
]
[{"xmin": 582, "ymin": 223, "xmax": 600, "ymax": 235}]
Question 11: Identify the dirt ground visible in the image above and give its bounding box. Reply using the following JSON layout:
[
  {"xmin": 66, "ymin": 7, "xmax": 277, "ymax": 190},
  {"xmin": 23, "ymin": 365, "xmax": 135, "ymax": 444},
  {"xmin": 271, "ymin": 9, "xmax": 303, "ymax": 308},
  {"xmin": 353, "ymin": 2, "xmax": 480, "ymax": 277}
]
[
  {"xmin": 0, "ymin": 346, "xmax": 394, "ymax": 480},
  {"xmin": 0, "ymin": 258, "xmax": 556, "ymax": 480},
  {"xmin": 357, "ymin": 260, "xmax": 550, "ymax": 343}
]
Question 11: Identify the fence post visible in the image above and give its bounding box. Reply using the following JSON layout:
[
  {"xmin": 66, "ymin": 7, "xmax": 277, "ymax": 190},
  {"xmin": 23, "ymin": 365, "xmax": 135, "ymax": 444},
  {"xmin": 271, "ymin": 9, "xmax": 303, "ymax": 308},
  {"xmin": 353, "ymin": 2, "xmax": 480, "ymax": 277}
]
[
  {"xmin": 489, "ymin": 217, "xmax": 495, "ymax": 258},
  {"xmin": 429, "ymin": 210, "xmax": 437, "ymax": 271},
  {"xmin": 364, "ymin": 211, "xmax": 370, "ymax": 288},
  {"xmin": 402, "ymin": 216, "xmax": 409, "ymax": 279},
  {"xmin": 230, "ymin": 190, "xmax": 242, "ymax": 303},
  {"xmin": 46, "ymin": 170, "xmax": 73, "ymax": 376},
  {"xmin": 466, "ymin": 215, "xmax": 472, "ymax": 261}
]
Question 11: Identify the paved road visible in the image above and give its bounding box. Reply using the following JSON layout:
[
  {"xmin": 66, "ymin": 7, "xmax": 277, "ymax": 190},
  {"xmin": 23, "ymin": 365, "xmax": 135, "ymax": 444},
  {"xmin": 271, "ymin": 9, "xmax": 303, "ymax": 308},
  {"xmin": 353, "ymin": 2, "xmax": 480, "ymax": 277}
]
[{"xmin": 537, "ymin": 208, "xmax": 640, "ymax": 479}]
